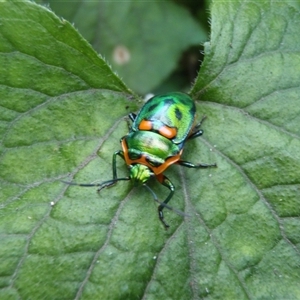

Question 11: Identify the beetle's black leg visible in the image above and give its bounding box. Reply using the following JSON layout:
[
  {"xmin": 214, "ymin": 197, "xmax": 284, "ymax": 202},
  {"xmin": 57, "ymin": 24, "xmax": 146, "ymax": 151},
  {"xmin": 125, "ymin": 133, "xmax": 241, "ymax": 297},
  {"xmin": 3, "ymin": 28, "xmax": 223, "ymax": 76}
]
[
  {"xmin": 184, "ymin": 116, "xmax": 217, "ymax": 168},
  {"xmin": 112, "ymin": 150, "xmax": 124, "ymax": 179},
  {"xmin": 126, "ymin": 113, "xmax": 136, "ymax": 130},
  {"xmin": 188, "ymin": 115, "xmax": 207, "ymax": 140},
  {"xmin": 196, "ymin": 115, "xmax": 207, "ymax": 128},
  {"xmin": 63, "ymin": 150, "xmax": 129, "ymax": 191},
  {"xmin": 97, "ymin": 150, "xmax": 125, "ymax": 192},
  {"xmin": 156, "ymin": 174, "xmax": 175, "ymax": 229},
  {"xmin": 128, "ymin": 112, "xmax": 136, "ymax": 122},
  {"xmin": 188, "ymin": 129, "xmax": 203, "ymax": 140},
  {"xmin": 177, "ymin": 160, "xmax": 217, "ymax": 169}
]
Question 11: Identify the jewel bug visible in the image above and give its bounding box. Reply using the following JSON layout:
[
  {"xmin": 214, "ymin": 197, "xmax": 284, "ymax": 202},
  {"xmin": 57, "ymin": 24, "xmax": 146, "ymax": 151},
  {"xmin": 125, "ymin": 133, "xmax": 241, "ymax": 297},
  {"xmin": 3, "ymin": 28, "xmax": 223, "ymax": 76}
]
[{"xmin": 64, "ymin": 92, "xmax": 216, "ymax": 228}]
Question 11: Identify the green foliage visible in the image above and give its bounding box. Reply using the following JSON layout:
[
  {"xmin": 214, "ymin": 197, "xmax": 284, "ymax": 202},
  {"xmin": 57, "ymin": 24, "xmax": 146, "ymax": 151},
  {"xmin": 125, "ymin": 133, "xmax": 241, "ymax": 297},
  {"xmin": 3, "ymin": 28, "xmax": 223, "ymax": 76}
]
[
  {"xmin": 44, "ymin": 0, "xmax": 207, "ymax": 94},
  {"xmin": 0, "ymin": 1, "xmax": 300, "ymax": 300}
]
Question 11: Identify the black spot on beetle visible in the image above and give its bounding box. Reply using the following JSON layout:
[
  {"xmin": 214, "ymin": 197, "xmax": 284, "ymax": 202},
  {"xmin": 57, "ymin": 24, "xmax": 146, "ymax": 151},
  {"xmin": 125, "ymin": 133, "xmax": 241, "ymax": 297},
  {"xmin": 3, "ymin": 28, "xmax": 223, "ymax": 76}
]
[
  {"xmin": 148, "ymin": 104, "xmax": 157, "ymax": 112},
  {"xmin": 164, "ymin": 98, "xmax": 176, "ymax": 105},
  {"xmin": 175, "ymin": 107, "xmax": 182, "ymax": 120}
]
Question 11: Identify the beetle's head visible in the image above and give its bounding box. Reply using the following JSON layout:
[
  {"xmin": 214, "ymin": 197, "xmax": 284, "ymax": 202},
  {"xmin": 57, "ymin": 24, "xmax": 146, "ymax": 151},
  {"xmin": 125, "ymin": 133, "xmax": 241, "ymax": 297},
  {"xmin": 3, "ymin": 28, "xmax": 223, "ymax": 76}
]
[{"xmin": 129, "ymin": 164, "xmax": 153, "ymax": 186}]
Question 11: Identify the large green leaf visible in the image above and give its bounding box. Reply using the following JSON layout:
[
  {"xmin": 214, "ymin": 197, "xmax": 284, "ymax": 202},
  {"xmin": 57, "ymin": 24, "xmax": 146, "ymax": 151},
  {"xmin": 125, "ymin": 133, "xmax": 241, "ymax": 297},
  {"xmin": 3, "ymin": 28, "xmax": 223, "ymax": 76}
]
[
  {"xmin": 190, "ymin": 1, "xmax": 300, "ymax": 299},
  {"xmin": 1, "ymin": 1, "xmax": 300, "ymax": 300},
  {"xmin": 44, "ymin": 0, "xmax": 207, "ymax": 94}
]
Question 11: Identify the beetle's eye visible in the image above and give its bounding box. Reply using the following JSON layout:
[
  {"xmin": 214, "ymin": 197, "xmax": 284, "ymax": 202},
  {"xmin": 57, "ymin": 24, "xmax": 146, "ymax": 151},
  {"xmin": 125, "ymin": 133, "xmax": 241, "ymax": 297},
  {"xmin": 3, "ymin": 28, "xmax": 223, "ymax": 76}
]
[
  {"xmin": 129, "ymin": 151, "xmax": 142, "ymax": 160},
  {"xmin": 146, "ymin": 157, "xmax": 162, "ymax": 167}
]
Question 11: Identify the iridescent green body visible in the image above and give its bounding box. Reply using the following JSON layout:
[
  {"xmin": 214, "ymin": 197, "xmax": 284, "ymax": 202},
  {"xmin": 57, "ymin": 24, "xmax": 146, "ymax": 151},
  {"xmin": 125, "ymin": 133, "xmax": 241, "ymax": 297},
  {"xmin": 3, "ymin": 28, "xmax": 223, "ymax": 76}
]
[
  {"xmin": 131, "ymin": 92, "xmax": 196, "ymax": 144},
  {"xmin": 121, "ymin": 93, "xmax": 198, "ymax": 178},
  {"xmin": 65, "ymin": 92, "xmax": 216, "ymax": 229},
  {"xmin": 118, "ymin": 92, "xmax": 216, "ymax": 228},
  {"xmin": 124, "ymin": 131, "xmax": 179, "ymax": 168}
]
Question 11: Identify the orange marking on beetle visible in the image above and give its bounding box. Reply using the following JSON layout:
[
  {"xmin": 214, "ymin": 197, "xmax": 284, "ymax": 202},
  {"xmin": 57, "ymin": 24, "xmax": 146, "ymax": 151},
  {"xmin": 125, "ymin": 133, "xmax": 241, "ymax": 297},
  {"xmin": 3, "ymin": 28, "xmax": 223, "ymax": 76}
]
[
  {"xmin": 139, "ymin": 120, "xmax": 153, "ymax": 131},
  {"xmin": 155, "ymin": 173, "xmax": 165, "ymax": 183},
  {"xmin": 158, "ymin": 126, "xmax": 177, "ymax": 139},
  {"xmin": 121, "ymin": 139, "xmax": 182, "ymax": 175}
]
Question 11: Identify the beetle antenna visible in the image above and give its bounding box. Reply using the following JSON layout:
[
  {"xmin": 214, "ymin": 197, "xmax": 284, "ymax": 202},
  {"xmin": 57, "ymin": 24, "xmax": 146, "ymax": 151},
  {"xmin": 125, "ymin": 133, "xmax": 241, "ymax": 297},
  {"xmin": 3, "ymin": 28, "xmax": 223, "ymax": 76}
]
[{"xmin": 143, "ymin": 184, "xmax": 188, "ymax": 217}]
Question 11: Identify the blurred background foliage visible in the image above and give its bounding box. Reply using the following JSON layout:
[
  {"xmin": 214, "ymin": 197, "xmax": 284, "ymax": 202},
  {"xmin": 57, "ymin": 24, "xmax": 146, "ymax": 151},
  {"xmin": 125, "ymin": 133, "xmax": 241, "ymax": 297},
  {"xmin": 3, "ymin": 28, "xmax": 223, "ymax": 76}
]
[{"xmin": 40, "ymin": 0, "xmax": 211, "ymax": 95}]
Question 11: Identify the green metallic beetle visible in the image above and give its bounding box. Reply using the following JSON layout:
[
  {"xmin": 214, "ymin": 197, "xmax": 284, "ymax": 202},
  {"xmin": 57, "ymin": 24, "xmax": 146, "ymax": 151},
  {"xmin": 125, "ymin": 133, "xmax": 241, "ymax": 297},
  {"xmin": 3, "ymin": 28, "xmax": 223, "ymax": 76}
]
[{"xmin": 65, "ymin": 92, "xmax": 216, "ymax": 228}]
